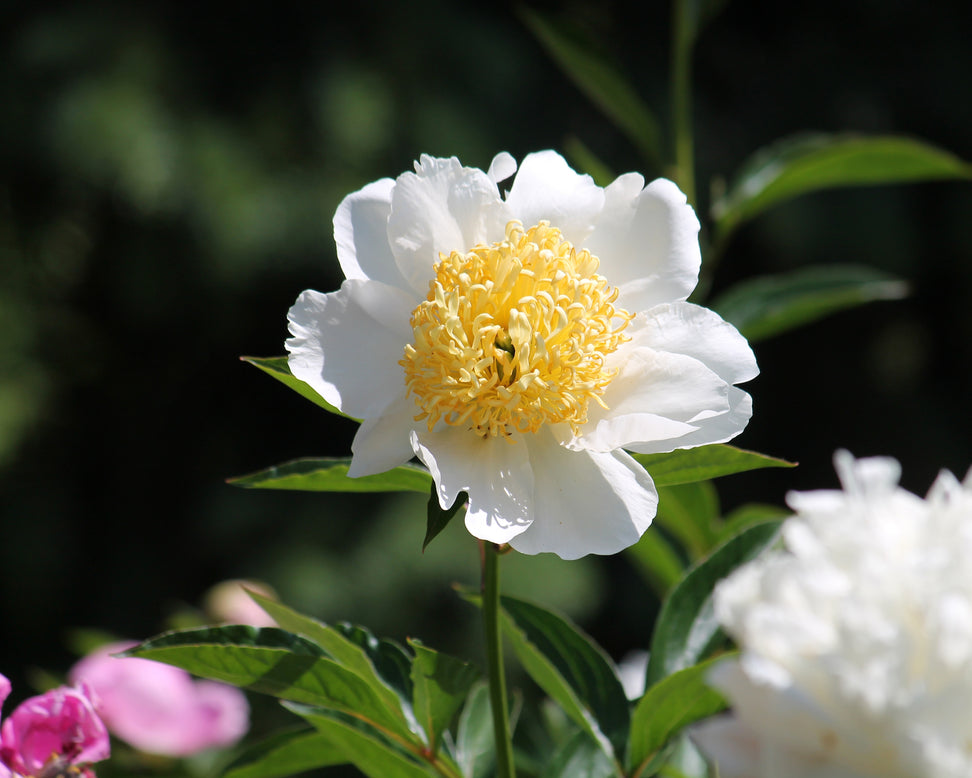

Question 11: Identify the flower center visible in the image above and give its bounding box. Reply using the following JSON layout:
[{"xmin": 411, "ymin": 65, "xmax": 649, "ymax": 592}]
[{"xmin": 401, "ymin": 220, "xmax": 632, "ymax": 439}]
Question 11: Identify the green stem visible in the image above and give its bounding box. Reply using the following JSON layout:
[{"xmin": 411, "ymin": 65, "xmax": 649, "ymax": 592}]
[
  {"xmin": 671, "ymin": 0, "xmax": 696, "ymax": 210},
  {"xmin": 482, "ymin": 542, "xmax": 516, "ymax": 778}
]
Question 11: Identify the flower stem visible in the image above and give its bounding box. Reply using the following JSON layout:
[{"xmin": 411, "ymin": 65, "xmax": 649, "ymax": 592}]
[{"xmin": 482, "ymin": 542, "xmax": 516, "ymax": 778}]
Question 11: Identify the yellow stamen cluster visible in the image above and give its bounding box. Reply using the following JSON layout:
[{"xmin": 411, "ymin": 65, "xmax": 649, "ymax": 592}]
[{"xmin": 401, "ymin": 220, "xmax": 632, "ymax": 439}]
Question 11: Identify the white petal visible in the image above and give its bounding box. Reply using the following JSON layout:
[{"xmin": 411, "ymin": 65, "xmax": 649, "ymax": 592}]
[
  {"xmin": 388, "ymin": 155, "xmax": 511, "ymax": 296},
  {"xmin": 510, "ymin": 436, "xmax": 657, "ymax": 559},
  {"xmin": 691, "ymin": 716, "xmax": 761, "ymax": 778},
  {"xmin": 333, "ymin": 178, "xmax": 410, "ymax": 289},
  {"xmin": 625, "ymin": 387, "xmax": 753, "ymax": 455},
  {"xmin": 286, "ymin": 281, "xmax": 414, "ymax": 419},
  {"xmin": 410, "ymin": 428, "xmax": 534, "ymax": 545},
  {"xmin": 503, "ymin": 150, "xmax": 605, "ymax": 245},
  {"xmin": 626, "ymin": 304, "xmax": 759, "ymax": 384},
  {"xmin": 487, "ymin": 151, "xmax": 517, "ymax": 185},
  {"xmin": 348, "ymin": 394, "xmax": 418, "ymax": 477},
  {"xmin": 574, "ymin": 347, "xmax": 730, "ymax": 452},
  {"xmin": 586, "ymin": 177, "xmax": 701, "ymax": 311}
]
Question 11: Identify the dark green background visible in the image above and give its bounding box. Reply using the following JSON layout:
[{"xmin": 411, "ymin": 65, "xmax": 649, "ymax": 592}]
[{"xmin": 1, "ymin": 0, "xmax": 969, "ymax": 708}]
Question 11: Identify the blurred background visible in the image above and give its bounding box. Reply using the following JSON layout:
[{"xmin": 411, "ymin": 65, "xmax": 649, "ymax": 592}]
[{"xmin": 1, "ymin": 0, "xmax": 969, "ymax": 724}]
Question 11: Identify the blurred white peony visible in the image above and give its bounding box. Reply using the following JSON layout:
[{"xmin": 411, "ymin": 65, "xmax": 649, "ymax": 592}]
[{"xmin": 693, "ymin": 450, "xmax": 972, "ymax": 778}]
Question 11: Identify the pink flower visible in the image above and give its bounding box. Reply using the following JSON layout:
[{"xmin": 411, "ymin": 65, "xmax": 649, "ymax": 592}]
[
  {"xmin": 69, "ymin": 644, "xmax": 248, "ymax": 757},
  {"xmin": 0, "ymin": 672, "xmax": 109, "ymax": 778}
]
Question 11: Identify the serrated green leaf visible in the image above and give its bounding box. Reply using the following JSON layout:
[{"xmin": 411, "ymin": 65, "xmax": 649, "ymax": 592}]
[
  {"xmin": 224, "ymin": 726, "xmax": 346, "ymax": 778},
  {"xmin": 409, "ymin": 641, "xmax": 481, "ymax": 752},
  {"xmin": 286, "ymin": 704, "xmax": 436, "ymax": 778},
  {"xmin": 456, "ymin": 683, "xmax": 494, "ymax": 778},
  {"xmin": 518, "ymin": 7, "xmax": 662, "ymax": 167},
  {"xmin": 654, "ymin": 482, "xmax": 720, "ymax": 558},
  {"xmin": 228, "ymin": 457, "xmax": 433, "ymax": 493},
  {"xmin": 625, "ymin": 528, "xmax": 686, "ymax": 598},
  {"xmin": 126, "ymin": 626, "xmax": 417, "ymax": 743},
  {"xmin": 425, "ymin": 486, "xmax": 466, "ymax": 551},
  {"xmin": 242, "ymin": 356, "xmax": 359, "ymax": 421},
  {"xmin": 711, "ymin": 265, "xmax": 909, "ymax": 342},
  {"xmin": 499, "ymin": 596, "xmax": 629, "ymax": 759},
  {"xmin": 247, "ymin": 593, "xmax": 412, "ymax": 728},
  {"xmin": 631, "ymin": 445, "xmax": 795, "ymax": 487},
  {"xmin": 540, "ymin": 730, "xmax": 616, "ymax": 778},
  {"xmin": 628, "ymin": 657, "xmax": 727, "ymax": 777},
  {"xmin": 712, "ymin": 134, "xmax": 972, "ymax": 241},
  {"xmin": 645, "ymin": 522, "xmax": 782, "ymax": 687}
]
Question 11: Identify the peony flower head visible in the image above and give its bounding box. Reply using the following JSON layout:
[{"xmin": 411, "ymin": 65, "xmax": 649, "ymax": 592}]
[
  {"xmin": 69, "ymin": 643, "xmax": 248, "ymax": 757},
  {"xmin": 287, "ymin": 151, "xmax": 758, "ymax": 559},
  {"xmin": 0, "ymin": 674, "xmax": 109, "ymax": 778},
  {"xmin": 693, "ymin": 451, "xmax": 972, "ymax": 778}
]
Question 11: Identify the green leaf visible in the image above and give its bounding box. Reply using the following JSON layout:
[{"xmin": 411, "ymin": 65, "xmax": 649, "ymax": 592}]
[
  {"xmin": 674, "ymin": 0, "xmax": 729, "ymax": 51},
  {"xmin": 631, "ymin": 445, "xmax": 795, "ymax": 487},
  {"xmin": 499, "ymin": 595, "xmax": 630, "ymax": 758},
  {"xmin": 718, "ymin": 503, "xmax": 790, "ymax": 543},
  {"xmin": 424, "ymin": 486, "xmax": 466, "ymax": 551},
  {"xmin": 125, "ymin": 626, "xmax": 417, "ymax": 742},
  {"xmin": 246, "ymin": 593, "xmax": 412, "ymax": 726},
  {"xmin": 334, "ymin": 622, "xmax": 415, "ymax": 703},
  {"xmin": 654, "ymin": 482, "xmax": 720, "ymax": 558},
  {"xmin": 228, "ymin": 457, "xmax": 433, "ymax": 493},
  {"xmin": 540, "ymin": 730, "xmax": 616, "ymax": 778},
  {"xmin": 518, "ymin": 7, "xmax": 662, "ymax": 167},
  {"xmin": 627, "ymin": 657, "xmax": 727, "ymax": 777},
  {"xmin": 711, "ymin": 265, "xmax": 909, "ymax": 342},
  {"xmin": 645, "ymin": 521, "xmax": 782, "ymax": 687},
  {"xmin": 625, "ymin": 528, "xmax": 686, "ymax": 598},
  {"xmin": 712, "ymin": 134, "xmax": 972, "ymax": 241},
  {"xmin": 563, "ymin": 136, "xmax": 616, "ymax": 187},
  {"xmin": 409, "ymin": 641, "xmax": 481, "ymax": 752},
  {"xmin": 287, "ymin": 704, "xmax": 435, "ymax": 778},
  {"xmin": 456, "ymin": 683, "xmax": 494, "ymax": 778},
  {"xmin": 242, "ymin": 356, "xmax": 359, "ymax": 421},
  {"xmin": 224, "ymin": 726, "xmax": 347, "ymax": 778}
]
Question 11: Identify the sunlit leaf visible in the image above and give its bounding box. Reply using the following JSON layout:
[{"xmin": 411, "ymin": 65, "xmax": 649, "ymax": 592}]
[
  {"xmin": 645, "ymin": 522, "xmax": 782, "ymax": 687},
  {"xmin": 409, "ymin": 641, "xmax": 481, "ymax": 752},
  {"xmin": 456, "ymin": 683, "xmax": 494, "ymax": 778},
  {"xmin": 711, "ymin": 265, "xmax": 909, "ymax": 342},
  {"xmin": 518, "ymin": 7, "xmax": 662, "ymax": 167},
  {"xmin": 631, "ymin": 445, "xmax": 795, "ymax": 487},
  {"xmin": 286, "ymin": 704, "xmax": 435, "ymax": 778},
  {"xmin": 540, "ymin": 730, "xmax": 616, "ymax": 778},
  {"xmin": 242, "ymin": 356, "xmax": 359, "ymax": 421},
  {"xmin": 627, "ymin": 657, "xmax": 727, "ymax": 777},
  {"xmin": 425, "ymin": 486, "xmax": 466, "ymax": 551},
  {"xmin": 224, "ymin": 726, "xmax": 346, "ymax": 778},
  {"xmin": 227, "ymin": 457, "xmax": 432, "ymax": 493},
  {"xmin": 712, "ymin": 134, "xmax": 972, "ymax": 241},
  {"xmin": 125, "ymin": 626, "xmax": 417, "ymax": 742}
]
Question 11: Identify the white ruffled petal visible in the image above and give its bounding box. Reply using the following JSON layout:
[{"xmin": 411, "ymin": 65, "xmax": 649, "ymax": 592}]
[
  {"xmin": 625, "ymin": 387, "xmax": 753, "ymax": 455},
  {"xmin": 410, "ymin": 428, "xmax": 534, "ymax": 545},
  {"xmin": 586, "ymin": 177, "xmax": 701, "ymax": 311},
  {"xmin": 487, "ymin": 151, "xmax": 517, "ymax": 185},
  {"xmin": 333, "ymin": 178, "xmax": 410, "ymax": 289},
  {"xmin": 388, "ymin": 155, "xmax": 511, "ymax": 296},
  {"xmin": 348, "ymin": 394, "xmax": 418, "ymax": 477},
  {"xmin": 286, "ymin": 281, "xmax": 414, "ymax": 420},
  {"xmin": 504, "ymin": 150, "xmax": 605, "ymax": 245},
  {"xmin": 511, "ymin": 436, "xmax": 657, "ymax": 559}
]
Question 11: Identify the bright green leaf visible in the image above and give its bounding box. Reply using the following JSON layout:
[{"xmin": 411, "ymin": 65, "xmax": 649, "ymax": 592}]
[
  {"xmin": 125, "ymin": 626, "xmax": 417, "ymax": 742},
  {"xmin": 654, "ymin": 482, "xmax": 720, "ymax": 558},
  {"xmin": 227, "ymin": 457, "xmax": 433, "ymax": 493},
  {"xmin": 628, "ymin": 657, "xmax": 727, "ymax": 777},
  {"xmin": 409, "ymin": 641, "xmax": 481, "ymax": 752},
  {"xmin": 425, "ymin": 486, "xmax": 466, "ymax": 551},
  {"xmin": 499, "ymin": 595, "xmax": 629, "ymax": 758},
  {"xmin": 540, "ymin": 730, "xmax": 616, "ymax": 778},
  {"xmin": 456, "ymin": 683, "xmax": 494, "ymax": 778},
  {"xmin": 224, "ymin": 726, "xmax": 346, "ymax": 778},
  {"xmin": 625, "ymin": 528, "xmax": 686, "ymax": 598},
  {"xmin": 518, "ymin": 7, "xmax": 662, "ymax": 167},
  {"xmin": 334, "ymin": 622, "xmax": 415, "ymax": 703},
  {"xmin": 287, "ymin": 704, "xmax": 435, "ymax": 778},
  {"xmin": 632, "ymin": 445, "xmax": 795, "ymax": 487},
  {"xmin": 712, "ymin": 134, "xmax": 972, "ymax": 241},
  {"xmin": 711, "ymin": 265, "xmax": 909, "ymax": 342},
  {"xmin": 645, "ymin": 522, "xmax": 782, "ymax": 687},
  {"xmin": 242, "ymin": 356, "xmax": 359, "ymax": 421}
]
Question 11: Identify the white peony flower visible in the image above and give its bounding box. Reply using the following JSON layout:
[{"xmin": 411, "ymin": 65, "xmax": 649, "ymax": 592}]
[
  {"xmin": 694, "ymin": 450, "xmax": 972, "ymax": 777},
  {"xmin": 286, "ymin": 151, "xmax": 757, "ymax": 559}
]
